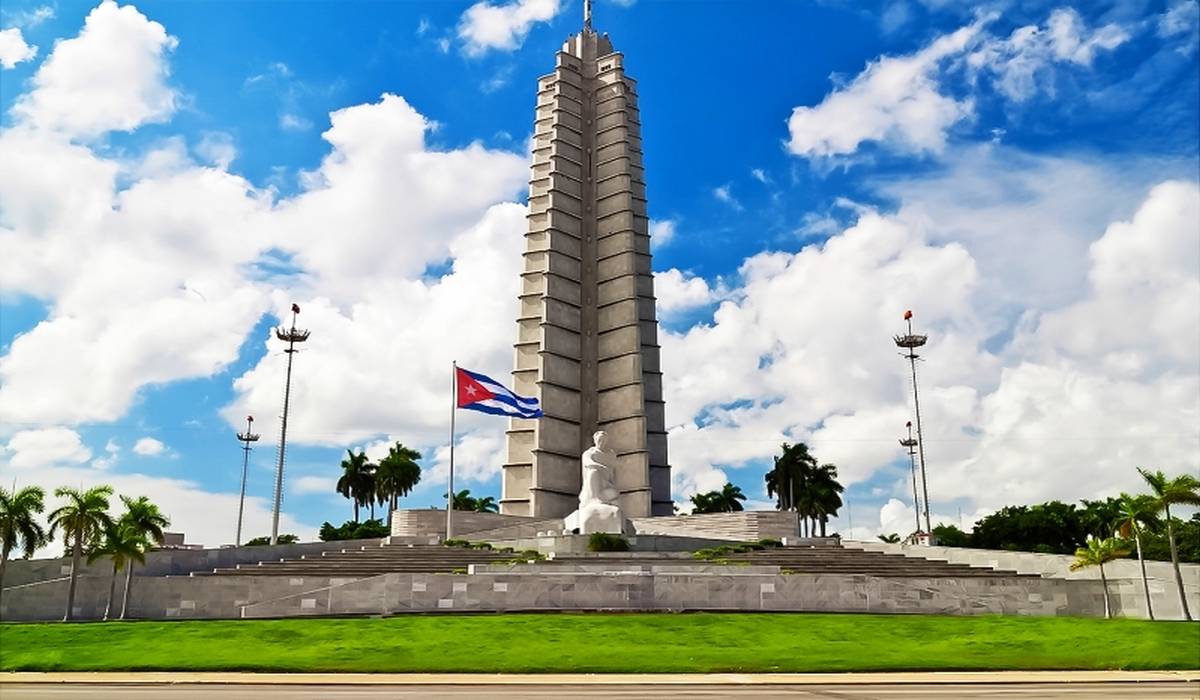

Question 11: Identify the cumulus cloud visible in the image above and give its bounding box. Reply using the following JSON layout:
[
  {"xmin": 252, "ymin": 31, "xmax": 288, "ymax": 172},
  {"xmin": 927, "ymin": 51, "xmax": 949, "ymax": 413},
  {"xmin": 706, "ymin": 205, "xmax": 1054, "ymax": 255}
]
[
  {"xmin": 788, "ymin": 9, "xmax": 1131, "ymax": 158},
  {"xmin": 133, "ymin": 437, "xmax": 166, "ymax": 456},
  {"xmin": 655, "ymin": 269, "xmax": 716, "ymax": 315},
  {"xmin": 662, "ymin": 177, "xmax": 1200, "ymax": 518},
  {"xmin": 292, "ymin": 475, "xmax": 336, "ymax": 495},
  {"xmin": 12, "ymin": 0, "xmax": 178, "ymax": 138},
  {"xmin": 0, "ymin": 27, "xmax": 37, "ymax": 68},
  {"xmin": 649, "ymin": 218, "xmax": 676, "ymax": 248},
  {"xmin": 787, "ymin": 17, "xmax": 987, "ymax": 158},
  {"xmin": 3, "ymin": 428, "xmax": 92, "ymax": 470},
  {"xmin": 458, "ymin": 0, "xmax": 561, "ymax": 56}
]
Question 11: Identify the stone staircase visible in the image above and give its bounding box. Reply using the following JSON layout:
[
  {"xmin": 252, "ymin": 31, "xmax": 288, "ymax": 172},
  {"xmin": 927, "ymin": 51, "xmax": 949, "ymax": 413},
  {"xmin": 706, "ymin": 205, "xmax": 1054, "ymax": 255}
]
[
  {"xmin": 545, "ymin": 544, "xmax": 1038, "ymax": 578},
  {"xmin": 191, "ymin": 543, "xmax": 513, "ymax": 577}
]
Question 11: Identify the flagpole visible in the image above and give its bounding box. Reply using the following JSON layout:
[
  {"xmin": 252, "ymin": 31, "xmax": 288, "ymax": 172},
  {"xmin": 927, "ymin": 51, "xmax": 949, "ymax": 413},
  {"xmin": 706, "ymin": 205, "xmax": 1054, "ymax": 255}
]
[{"xmin": 447, "ymin": 360, "xmax": 457, "ymax": 541}]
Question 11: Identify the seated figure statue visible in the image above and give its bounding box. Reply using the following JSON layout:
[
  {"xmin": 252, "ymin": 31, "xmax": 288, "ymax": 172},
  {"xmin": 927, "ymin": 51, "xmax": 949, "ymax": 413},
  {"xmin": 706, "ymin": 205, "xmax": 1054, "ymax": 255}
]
[{"xmin": 562, "ymin": 430, "xmax": 624, "ymax": 534}]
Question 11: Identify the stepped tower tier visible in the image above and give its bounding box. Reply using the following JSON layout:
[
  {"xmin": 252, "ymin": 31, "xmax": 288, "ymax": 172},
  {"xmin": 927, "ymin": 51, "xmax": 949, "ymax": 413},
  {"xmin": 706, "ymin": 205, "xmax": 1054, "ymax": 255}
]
[{"xmin": 502, "ymin": 26, "xmax": 671, "ymax": 519}]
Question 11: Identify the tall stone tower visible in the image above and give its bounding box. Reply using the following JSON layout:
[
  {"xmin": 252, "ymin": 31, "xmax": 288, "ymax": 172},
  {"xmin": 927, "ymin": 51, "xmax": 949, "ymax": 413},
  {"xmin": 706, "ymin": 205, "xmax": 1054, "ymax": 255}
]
[{"xmin": 502, "ymin": 18, "xmax": 671, "ymax": 519}]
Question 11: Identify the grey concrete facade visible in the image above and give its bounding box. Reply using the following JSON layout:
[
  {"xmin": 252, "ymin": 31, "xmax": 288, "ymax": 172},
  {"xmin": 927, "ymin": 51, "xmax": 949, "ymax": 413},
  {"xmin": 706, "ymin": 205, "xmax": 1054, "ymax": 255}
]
[
  {"xmin": 504, "ymin": 25, "xmax": 670, "ymax": 519},
  {"xmin": 848, "ymin": 540, "xmax": 1200, "ymax": 621}
]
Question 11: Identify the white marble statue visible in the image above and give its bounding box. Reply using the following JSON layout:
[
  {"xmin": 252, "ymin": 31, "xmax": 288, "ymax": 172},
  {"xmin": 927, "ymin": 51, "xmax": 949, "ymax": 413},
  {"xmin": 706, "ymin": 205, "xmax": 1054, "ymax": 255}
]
[{"xmin": 563, "ymin": 430, "xmax": 624, "ymax": 534}]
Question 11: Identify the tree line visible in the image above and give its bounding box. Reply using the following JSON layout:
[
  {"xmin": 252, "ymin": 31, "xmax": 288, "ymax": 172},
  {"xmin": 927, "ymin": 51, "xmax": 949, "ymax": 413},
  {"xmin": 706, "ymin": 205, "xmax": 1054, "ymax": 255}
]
[
  {"xmin": 0, "ymin": 484, "xmax": 170, "ymax": 621},
  {"xmin": 888, "ymin": 468, "xmax": 1198, "ymax": 622},
  {"xmin": 335, "ymin": 441, "xmax": 422, "ymax": 528}
]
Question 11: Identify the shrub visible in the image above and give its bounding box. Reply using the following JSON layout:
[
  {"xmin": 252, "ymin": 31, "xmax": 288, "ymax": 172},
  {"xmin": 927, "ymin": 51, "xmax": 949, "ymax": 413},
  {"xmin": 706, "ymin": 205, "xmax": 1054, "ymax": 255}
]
[
  {"xmin": 443, "ymin": 539, "xmax": 471, "ymax": 548},
  {"xmin": 244, "ymin": 534, "xmax": 299, "ymax": 546},
  {"xmin": 588, "ymin": 533, "xmax": 630, "ymax": 552},
  {"xmin": 468, "ymin": 542, "xmax": 493, "ymax": 550},
  {"xmin": 318, "ymin": 519, "xmax": 389, "ymax": 542},
  {"xmin": 756, "ymin": 538, "xmax": 783, "ymax": 548}
]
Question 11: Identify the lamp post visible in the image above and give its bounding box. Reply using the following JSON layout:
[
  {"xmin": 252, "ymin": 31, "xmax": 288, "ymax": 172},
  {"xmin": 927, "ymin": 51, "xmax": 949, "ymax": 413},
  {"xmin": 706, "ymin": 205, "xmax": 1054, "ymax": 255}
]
[
  {"xmin": 271, "ymin": 303, "xmax": 310, "ymax": 545},
  {"xmin": 894, "ymin": 310, "xmax": 931, "ymax": 534},
  {"xmin": 235, "ymin": 416, "xmax": 260, "ymax": 547},
  {"xmin": 899, "ymin": 420, "xmax": 921, "ymax": 536}
]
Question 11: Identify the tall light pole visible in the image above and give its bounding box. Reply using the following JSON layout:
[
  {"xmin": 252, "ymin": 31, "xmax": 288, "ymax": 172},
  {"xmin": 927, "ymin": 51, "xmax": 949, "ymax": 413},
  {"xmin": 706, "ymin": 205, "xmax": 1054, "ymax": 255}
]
[
  {"xmin": 898, "ymin": 420, "xmax": 921, "ymax": 536},
  {"xmin": 271, "ymin": 303, "xmax": 310, "ymax": 545},
  {"xmin": 894, "ymin": 309, "xmax": 931, "ymax": 534},
  {"xmin": 235, "ymin": 416, "xmax": 260, "ymax": 547}
]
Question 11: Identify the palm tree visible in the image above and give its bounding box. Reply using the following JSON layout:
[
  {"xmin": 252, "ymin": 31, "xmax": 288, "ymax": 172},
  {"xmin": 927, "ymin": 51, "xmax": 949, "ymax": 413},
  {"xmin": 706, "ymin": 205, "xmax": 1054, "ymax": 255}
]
[
  {"xmin": 766, "ymin": 442, "xmax": 817, "ymax": 534},
  {"xmin": 374, "ymin": 442, "xmax": 422, "ymax": 529},
  {"xmin": 336, "ymin": 450, "xmax": 373, "ymax": 522},
  {"xmin": 878, "ymin": 533, "xmax": 901, "ymax": 543},
  {"xmin": 1114, "ymin": 492, "xmax": 1162, "ymax": 620},
  {"xmin": 48, "ymin": 485, "xmax": 114, "ymax": 621},
  {"xmin": 690, "ymin": 491, "xmax": 718, "ymax": 514},
  {"xmin": 472, "ymin": 496, "xmax": 499, "ymax": 513},
  {"xmin": 811, "ymin": 463, "xmax": 844, "ymax": 537},
  {"xmin": 1139, "ymin": 468, "xmax": 1200, "ymax": 621},
  {"xmin": 114, "ymin": 495, "xmax": 169, "ymax": 619},
  {"xmin": 449, "ymin": 489, "xmax": 478, "ymax": 511},
  {"xmin": 1070, "ymin": 536, "xmax": 1131, "ymax": 619},
  {"xmin": 87, "ymin": 522, "xmax": 152, "ymax": 620},
  {"xmin": 0, "ymin": 485, "xmax": 47, "ymax": 595}
]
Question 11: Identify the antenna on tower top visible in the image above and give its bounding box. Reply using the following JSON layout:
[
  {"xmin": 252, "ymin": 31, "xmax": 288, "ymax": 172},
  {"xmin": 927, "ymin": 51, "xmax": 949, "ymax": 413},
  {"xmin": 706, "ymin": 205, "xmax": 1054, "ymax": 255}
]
[{"xmin": 584, "ymin": 0, "xmax": 592, "ymax": 29}]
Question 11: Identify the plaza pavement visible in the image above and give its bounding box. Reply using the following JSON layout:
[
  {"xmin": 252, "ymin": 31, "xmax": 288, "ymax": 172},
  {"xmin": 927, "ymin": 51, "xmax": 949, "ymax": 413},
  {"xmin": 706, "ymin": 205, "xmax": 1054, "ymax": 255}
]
[{"xmin": 1, "ymin": 671, "xmax": 1197, "ymax": 698}]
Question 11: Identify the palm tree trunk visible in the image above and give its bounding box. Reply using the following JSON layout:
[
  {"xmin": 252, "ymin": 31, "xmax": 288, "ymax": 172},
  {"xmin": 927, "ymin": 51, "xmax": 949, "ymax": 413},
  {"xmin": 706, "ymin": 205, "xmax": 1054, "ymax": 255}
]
[
  {"xmin": 370, "ymin": 500, "xmax": 375, "ymax": 521},
  {"xmin": 1099, "ymin": 561, "xmax": 1111, "ymax": 619},
  {"xmin": 64, "ymin": 537, "xmax": 81, "ymax": 621},
  {"xmin": 0, "ymin": 549, "xmax": 9, "ymax": 610},
  {"xmin": 1134, "ymin": 531, "xmax": 1154, "ymax": 620},
  {"xmin": 820, "ymin": 517, "xmax": 827, "ymax": 538},
  {"xmin": 1164, "ymin": 505, "xmax": 1192, "ymax": 621},
  {"xmin": 353, "ymin": 501, "xmax": 359, "ymax": 523},
  {"xmin": 120, "ymin": 562, "xmax": 134, "ymax": 619},
  {"xmin": 103, "ymin": 561, "xmax": 117, "ymax": 620}
]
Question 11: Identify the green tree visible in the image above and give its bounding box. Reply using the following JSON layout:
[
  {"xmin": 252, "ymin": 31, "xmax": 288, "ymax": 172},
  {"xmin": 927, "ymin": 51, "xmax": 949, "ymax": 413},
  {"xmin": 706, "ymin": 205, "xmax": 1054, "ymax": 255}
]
[
  {"xmin": 374, "ymin": 442, "xmax": 422, "ymax": 529},
  {"xmin": 336, "ymin": 450, "xmax": 374, "ymax": 523},
  {"xmin": 48, "ymin": 486, "xmax": 114, "ymax": 621},
  {"xmin": 0, "ymin": 485, "xmax": 47, "ymax": 595},
  {"xmin": 1114, "ymin": 492, "xmax": 1162, "ymax": 620},
  {"xmin": 766, "ymin": 443, "xmax": 816, "ymax": 534},
  {"xmin": 1079, "ymin": 497, "xmax": 1124, "ymax": 539},
  {"xmin": 318, "ymin": 519, "xmax": 389, "ymax": 541},
  {"xmin": 449, "ymin": 489, "xmax": 478, "ymax": 511},
  {"xmin": 1139, "ymin": 468, "xmax": 1200, "ymax": 621},
  {"xmin": 87, "ymin": 521, "xmax": 152, "ymax": 620},
  {"xmin": 472, "ymin": 495, "xmax": 499, "ymax": 513},
  {"xmin": 113, "ymin": 495, "xmax": 169, "ymax": 619},
  {"xmin": 971, "ymin": 501, "xmax": 1084, "ymax": 554},
  {"xmin": 878, "ymin": 533, "xmax": 901, "ymax": 543},
  {"xmin": 1070, "ymin": 536, "xmax": 1131, "ymax": 619},
  {"xmin": 810, "ymin": 463, "xmax": 844, "ymax": 537},
  {"xmin": 931, "ymin": 523, "xmax": 972, "ymax": 547},
  {"xmin": 245, "ymin": 534, "xmax": 298, "ymax": 546},
  {"xmin": 690, "ymin": 483, "xmax": 746, "ymax": 514}
]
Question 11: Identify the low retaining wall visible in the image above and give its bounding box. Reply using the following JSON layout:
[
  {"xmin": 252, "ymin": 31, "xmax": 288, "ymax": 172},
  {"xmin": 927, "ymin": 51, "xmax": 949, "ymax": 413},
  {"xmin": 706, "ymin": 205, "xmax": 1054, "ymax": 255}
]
[
  {"xmin": 391, "ymin": 509, "xmax": 534, "ymax": 538},
  {"xmin": 846, "ymin": 540, "xmax": 1200, "ymax": 620},
  {"xmin": 490, "ymin": 534, "xmax": 733, "ymax": 554},
  {"xmin": 628, "ymin": 512, "xmax": 799, "ymax": 541},
  {"xmin": 239, "ymin": 570, "xmax": 1105, "ymax": 618},
  {"xmin": 1, "ymin": 538, "xmax": 386, "ymax": 589},
  {"xmin": 3, "ymin": 567, "xmax": 1107, "ymax": 620}
]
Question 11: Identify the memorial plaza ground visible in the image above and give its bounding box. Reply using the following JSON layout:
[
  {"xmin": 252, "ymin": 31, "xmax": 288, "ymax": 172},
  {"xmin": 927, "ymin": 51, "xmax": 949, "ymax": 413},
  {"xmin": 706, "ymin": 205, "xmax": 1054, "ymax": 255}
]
[{"xmin": 2, "ymin": 613, "xmax": 1197, "ymax": 674}]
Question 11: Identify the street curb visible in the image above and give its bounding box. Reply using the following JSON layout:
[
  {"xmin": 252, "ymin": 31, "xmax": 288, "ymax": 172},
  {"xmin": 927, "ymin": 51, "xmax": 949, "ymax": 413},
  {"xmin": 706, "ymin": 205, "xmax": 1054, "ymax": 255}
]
[{"xmin": 2, "ymin": 671, "xmax": 1198, "ymax": 685}]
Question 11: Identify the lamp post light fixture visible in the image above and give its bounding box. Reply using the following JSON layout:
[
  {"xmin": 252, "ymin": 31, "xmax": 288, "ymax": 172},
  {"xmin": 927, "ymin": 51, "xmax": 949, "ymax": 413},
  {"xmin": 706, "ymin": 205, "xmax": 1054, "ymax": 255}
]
[
  {"xmin": 271, "ymin": 303, "xmax": 310, "ymax": 546},
  {"xmin": 899, "ymin": 421, "xmax": 921, "ymax": 536},
  {"xmin": 235, "ymin": 415, "xmax": 260, "ymax": 547},
  {"xmin": 894, "ymin": 309, "xmax": 932, "ymax": 535}
]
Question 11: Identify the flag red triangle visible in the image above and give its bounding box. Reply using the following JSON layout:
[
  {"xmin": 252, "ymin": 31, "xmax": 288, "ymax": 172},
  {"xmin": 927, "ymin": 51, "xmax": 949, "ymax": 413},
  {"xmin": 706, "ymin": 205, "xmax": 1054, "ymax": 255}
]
[{"xmin": 456, "ymin": 367, "xmax": 495, "ymax": 407}]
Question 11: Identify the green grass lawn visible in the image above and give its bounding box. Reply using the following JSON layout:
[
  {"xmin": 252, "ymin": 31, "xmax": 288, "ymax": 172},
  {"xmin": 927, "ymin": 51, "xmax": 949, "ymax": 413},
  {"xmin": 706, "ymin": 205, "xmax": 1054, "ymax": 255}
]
[{"xmin": 2, "ymin": 613, "xmax": 1197, "ymax": 673}]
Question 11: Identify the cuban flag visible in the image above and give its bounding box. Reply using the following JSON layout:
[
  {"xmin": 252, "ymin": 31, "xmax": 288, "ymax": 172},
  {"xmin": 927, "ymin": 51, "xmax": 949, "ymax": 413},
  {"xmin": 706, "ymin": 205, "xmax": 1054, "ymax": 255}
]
[{"xmin": 456, "ymin": 366, "xmax": 543, "ymax": 419}]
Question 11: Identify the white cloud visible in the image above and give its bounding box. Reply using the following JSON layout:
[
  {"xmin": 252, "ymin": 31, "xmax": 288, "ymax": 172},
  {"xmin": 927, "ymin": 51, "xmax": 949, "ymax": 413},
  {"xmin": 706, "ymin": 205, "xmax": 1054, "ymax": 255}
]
[
  {"xmin": 12, "ymin": 0, "xmax": 178, "ymax": 138},
  {"xmin": 428, "ymin": 429, "xmax": 505, "ymax": 486},
  {"xmin": 1, "ymin": 5, "xmax": 54, "ymax": 29},
  {"xmin": 280, "ymin": 112, "xmax": 312, "ymax": 131},
  {"xmin": 1159, "ymin": 0, "xmax": 1199, "ymax": 39},
  {"xmin": 649, "ymin": 218, "xmax": 676, "ymax": 248},
  {"xmin": 713, "ymin": 184, "xmax": 742, "ymax": 210},
  {"xmin": 92, "ymin": 439, "xmax": 120, "ymax": 470},
  {"xmin": 750, "ymin": 168, "xmax": 770, "ymax": 184},
  {"xmin": 3, "ymin": 428, "xmax": 92, "ymax": 470},
  {"xmin": 0, "ymin": 27, "xmax": 37, "ymax": 68},
  {"xmin": 970, "ymin": 8, "xmax": 1129, "ymax": 102},
  {"xmin": 789, "ymin": 9, "xmax": 1131, "ymax": 158},
  {"xmin": 458, "ymin": 0, "xmax": 561, "ymax": 56},
  {"xmin": 196, "ymin": 131, "xmax": 236, "ymax": 169},
  {"xmin": 787, "ymin": 17, "xmax": 987, "ymax": 158},
  {"xmin": 654, "ymin": 269, "xmax": 715, "ymax": 315},
  {"xmin": 661, "ymin": 176, "xmax": 1200, "ymax": 516},
  {"xmin": 292, "ymin": 475, "xmax": 336, "ymax": 495},
  {"xmin": 133, "ymin": 437, "xmax": 166, "ymax": 456}
]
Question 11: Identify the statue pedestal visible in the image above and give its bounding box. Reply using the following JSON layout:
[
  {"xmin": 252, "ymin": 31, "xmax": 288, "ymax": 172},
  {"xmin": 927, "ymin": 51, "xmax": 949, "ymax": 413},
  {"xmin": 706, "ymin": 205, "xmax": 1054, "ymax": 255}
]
[{"xmin": 563, "ymin": 502, "xmax": 623, "ymax": 535}]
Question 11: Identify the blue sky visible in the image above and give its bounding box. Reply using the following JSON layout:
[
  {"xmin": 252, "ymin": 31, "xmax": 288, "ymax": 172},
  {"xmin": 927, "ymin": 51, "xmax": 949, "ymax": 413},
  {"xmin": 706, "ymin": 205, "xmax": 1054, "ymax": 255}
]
[{"xmin": 1, "ymin": 0, "xmax": 1197, "ymax": 547}]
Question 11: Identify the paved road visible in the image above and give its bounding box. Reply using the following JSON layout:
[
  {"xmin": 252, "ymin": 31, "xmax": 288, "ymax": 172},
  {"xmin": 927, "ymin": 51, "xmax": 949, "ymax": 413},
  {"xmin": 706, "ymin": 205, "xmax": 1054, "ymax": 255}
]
[{"xmin": 1, "ymin": 684, "xmax": 1197, "ymax": 699}]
